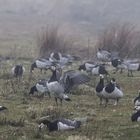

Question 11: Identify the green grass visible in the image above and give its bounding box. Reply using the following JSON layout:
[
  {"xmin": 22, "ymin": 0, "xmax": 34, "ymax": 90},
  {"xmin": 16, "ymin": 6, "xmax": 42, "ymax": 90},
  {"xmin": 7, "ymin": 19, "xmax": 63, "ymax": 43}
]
[{"xmin": 0, "ymin": 58, "xmax": 140, "ymax": 140}]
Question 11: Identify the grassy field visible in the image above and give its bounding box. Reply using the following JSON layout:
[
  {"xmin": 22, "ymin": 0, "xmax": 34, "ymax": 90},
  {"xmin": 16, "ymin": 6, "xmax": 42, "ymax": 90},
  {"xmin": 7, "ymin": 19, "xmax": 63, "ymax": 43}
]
[{"xmin": 0, "ymin": 57, "xmax": 140, "ymax": 140}]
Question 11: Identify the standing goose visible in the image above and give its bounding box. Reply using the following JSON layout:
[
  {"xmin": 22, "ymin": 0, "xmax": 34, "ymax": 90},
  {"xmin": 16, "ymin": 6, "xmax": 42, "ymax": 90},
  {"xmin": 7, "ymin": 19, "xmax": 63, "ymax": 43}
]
[
  {"xmin": 111, "ymin": 58, "xmax": 127, "ymax": 74},
  {"xmin": 11, "ymin": 64, "xmax": 25, "ymax": 80},
  {"xmin": 96, "ymin": 48, "xmax": 111, "ymax": 62},
  {"xmin": 29, "ymin": 79, "xmax": 50, "ymax": 97},
  {"xmin": 131, "ymin": 106, "xmax": 140, "ymax": 122},
  {"xmin": 134, "ymin": 90, "xmax": 140, "ymax": 106},
  {"xmin": 30, "ymin": 58, "xmax": 53, "ymax": 73},
  {"xmin": 47, "ymin": 67, "xmax": 90, "ymax": 105},
  {"xmin": 38, "ymin": 118, "xmax": 81, "ymax": 131},
  {"xmin": 126, "ymin": 62, "xmax": 140, "ymax": 77},
  {"xmin": 95, "ymin": 74, "xmax": 105, "ymax": 105},
  {"xmin": 102, "ymin": 78, "xmax": 123, "ymax": 107}
]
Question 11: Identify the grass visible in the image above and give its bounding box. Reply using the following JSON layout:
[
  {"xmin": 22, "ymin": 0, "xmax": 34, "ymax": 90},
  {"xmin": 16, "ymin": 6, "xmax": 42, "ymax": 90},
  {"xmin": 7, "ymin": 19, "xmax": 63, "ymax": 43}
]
[{"xmin": 0, "ymin": 57, "xmax": 140, "ymax": 140}]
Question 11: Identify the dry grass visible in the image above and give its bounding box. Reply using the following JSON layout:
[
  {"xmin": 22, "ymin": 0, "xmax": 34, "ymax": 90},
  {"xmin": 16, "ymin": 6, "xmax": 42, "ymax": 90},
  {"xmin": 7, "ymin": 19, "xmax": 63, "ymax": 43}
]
[{"xmin": 0, "ymin": 57, "xmax": 139, "ymax": 140}]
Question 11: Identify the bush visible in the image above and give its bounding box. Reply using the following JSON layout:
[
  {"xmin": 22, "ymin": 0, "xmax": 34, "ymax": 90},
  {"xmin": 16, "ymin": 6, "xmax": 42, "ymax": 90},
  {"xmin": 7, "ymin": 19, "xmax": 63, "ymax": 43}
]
[
  {"xmin": 96, "ymin": 23, "xmax": 140, "ymax": 58},
  {"xmin": 37, "ymin": 26, "xmax": 74, "ymax": 57}
]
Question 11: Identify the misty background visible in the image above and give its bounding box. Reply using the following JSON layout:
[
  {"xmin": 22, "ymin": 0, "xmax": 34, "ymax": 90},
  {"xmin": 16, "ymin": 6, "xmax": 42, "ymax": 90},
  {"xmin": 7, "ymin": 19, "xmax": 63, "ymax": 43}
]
[{"xmin": 0, "ymin": 0, "xmax": 140, "ymax": 56}]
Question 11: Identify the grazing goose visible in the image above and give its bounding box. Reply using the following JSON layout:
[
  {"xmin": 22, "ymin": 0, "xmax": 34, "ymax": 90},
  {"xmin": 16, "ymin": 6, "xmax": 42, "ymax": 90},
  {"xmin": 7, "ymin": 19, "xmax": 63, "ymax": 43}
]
[
  {"xmin": 47, "ymin": 67, "xmax": 90, "ymax": 105},
  {"xmin": 111, "ymin": 58, "xmax": 127, "ymax": 73},
  {"xmin": 131, "ymin": 106, "xmax": 140, "ymax": 122},
  {"xmin": 79, "ymin": 62, "xmax": 108, "ymax": 76},
  {"xmin": 102, "ymin": 78, "xmax": 123, "ymax": 107},
  {"xmin": 91, "ymin": 64, "xmax": 108, "ymax": 76},
  {"xmin": 125, "ymin": 62, "xmax": 140, "ymax": 77},
  {"xmin": 11, "ymin": 64, "xmax": 25, "ymax": 79},
  {"xmin": 49, "ymin": 52, "xmax": 77, "ymax": 68},
  {"xmin": 38, "ymin": 118, "xmax": 81, "ymax": 131},
  {"xmin": 134, "ymin": 90, "xmax": 140, "ymax": 106},
  {"xmin": 0, "ymin": 106, "xmax": 7, "ymax": 111},
  {"xmin": 96, "ymin": 48, "xmax": 111, "ymax": 62},
  {"xmin": 49, "ymin": 52, "xmax": 61, "ymax": 63},
  {"xmin": 78, "ymin": 61, "xmax": 96, "ymax": 72},
  {"xmin": 29, "ymin": 79, "xmax": 50, "ymax": 97},
  {"xmin": 95, "ymin": 74, "xmax": 105, "ymax": 105},
  {"xmin": 30, "ymin": 58, "xmax": 53, "ymax": 73}
]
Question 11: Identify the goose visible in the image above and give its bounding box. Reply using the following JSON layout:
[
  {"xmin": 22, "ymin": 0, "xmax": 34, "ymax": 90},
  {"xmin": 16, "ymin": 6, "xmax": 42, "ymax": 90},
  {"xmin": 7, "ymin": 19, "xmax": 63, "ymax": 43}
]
[
  {"xmin": 0, "ymin": 106, "xmax": 7, "ymax": 111},
  {"xmin": 29, "ymin": 79, "xmax": 50, "ymax": 97},
  {"xmin": 125, "ymin": 62, "xmax": 140, "ymax": 77},
  {"xmin": 11, "ymin": 64, "xmax": 25, "ymax": 79},
  {"xmin": 95, "ymin": 74, "xmax": 105, "ymax": 105},
  {"xmin": 96, "ymin": 48, "xmax": 111, "ymax": 62},
  {"xmin": 30, "ymin": 58, "xmax": 53, "ymax": 73},
  {"xmin": 49, "ymin": 52, "xmax": 61, "ymax": 63},
  {"xmin": 134, "ymin": 90, "xmax": 140, "ymax": 106},
  {"xmin": 38, "ymin": 118, "xmax": 81, "ymax": 132},
  {"xmin": 102, "ymin": 78, "xmax": 123, "ymax": 107},
  {"xmin": 91, "ymin": 64, "xmax": 108, "ymax": 76},
  {"xmin": 47, "ymin": 66, "xmax": 90, "ymax": 105},
  {"xmin": 79, "ymin": 62, "xmax": 108, "ymax": 76},
  {"xmin": 111, "ymin": 58, "xmax": 127, "ymax": 73},
  {"xmin": 49, "ymin": 52, "xmax": 76, "ymax": 68},
  {"xmin": 78, "ymin": 61, "xmax": 96, "ymax": 72},
  {"xmin": 131, "ymin": 106, "xmax": 140, "ymax": 122}
]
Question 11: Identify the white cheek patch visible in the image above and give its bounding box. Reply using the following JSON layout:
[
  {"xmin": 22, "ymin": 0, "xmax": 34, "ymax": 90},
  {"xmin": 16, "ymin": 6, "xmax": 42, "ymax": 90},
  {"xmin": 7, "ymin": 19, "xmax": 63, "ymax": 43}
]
[{"xmin": 137, "ymin": 117, "xmax": 140, "ymax": 122}]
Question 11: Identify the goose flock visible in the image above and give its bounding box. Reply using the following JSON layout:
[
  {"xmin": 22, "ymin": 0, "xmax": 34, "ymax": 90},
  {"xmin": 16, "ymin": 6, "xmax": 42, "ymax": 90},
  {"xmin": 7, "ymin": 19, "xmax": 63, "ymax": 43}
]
[{"xmin": 1, "ymin": 48, "xmax": 140, "ymax": 132}]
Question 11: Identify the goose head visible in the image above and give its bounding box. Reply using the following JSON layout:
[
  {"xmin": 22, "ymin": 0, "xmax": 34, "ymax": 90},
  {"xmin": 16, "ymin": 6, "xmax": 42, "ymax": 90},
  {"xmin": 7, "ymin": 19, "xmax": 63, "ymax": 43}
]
[
  {"xmin": 111, "ymin": 78, "xmax": 116, "ymax": 84},
  {"xmin": 134, "ymin": 105, "xmax": 140, "ymax": 111},
  {"xmin": 30, "ymin": 62, "xmax": 37, "ymax": 72},
  {"xmin": 78, "ymin": 64, "xmax": 86, "ymax": 71}
]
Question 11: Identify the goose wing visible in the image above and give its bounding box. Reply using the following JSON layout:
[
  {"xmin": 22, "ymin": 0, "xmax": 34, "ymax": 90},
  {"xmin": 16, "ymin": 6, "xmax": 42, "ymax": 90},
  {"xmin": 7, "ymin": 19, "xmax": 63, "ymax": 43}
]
[{"xmin": 62, "ymin": 70, "xmax": 90, "ymax": 92}]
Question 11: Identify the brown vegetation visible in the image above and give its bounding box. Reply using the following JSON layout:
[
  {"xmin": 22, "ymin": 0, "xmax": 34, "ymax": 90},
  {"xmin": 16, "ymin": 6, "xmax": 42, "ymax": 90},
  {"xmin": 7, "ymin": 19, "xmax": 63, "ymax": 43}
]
[{"xmin": 96, "ymin": 23, "xmax": 140, "ymax": 58}]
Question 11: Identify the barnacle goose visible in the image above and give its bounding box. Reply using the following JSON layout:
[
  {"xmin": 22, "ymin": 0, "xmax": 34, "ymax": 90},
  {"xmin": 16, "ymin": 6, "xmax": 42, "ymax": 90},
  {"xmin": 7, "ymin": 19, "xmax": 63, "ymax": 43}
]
[
  {"xmin": 11, "ymin": 64, "xmax": 25, "ymax": 78},
  {"xmin": 29, "ymin": 79, "xmax": 50, "ymax": 97},
  {"xmin": 78, "ymin": 61, "xmax": 96, "ymax": 72},
  {"xmin": 96, "ymin": 48, "xmax": 111, "ymax": 62},
  {"xmin": 111, "ymin": 58, "xmax": 127, "ymax": 73},
  {"xmin": 0, "ymin": 106, "xmax": 7, "ymax": 111},
  {"xmin": 125, "ymin": 62, "xmax": 140, "ymax": 77},
  {"xmin": 102, "ymin": 78, "xmax": 123, "ymax": 107},
  {"xmin": 38, "ymin": 118, "xmax": 81, "ymax": 131},
  {"xmin": 30, "ymin": 58, "xmax": 53, "ymax": 73},
  {"xmin": 79, "ymin": 62, "xmax": 108, "ymax": 76},
  {"xmin": 95, "ymin": 74, "xmax": 105, "ymax": 105},
  {"xmin": 47, "ymin": 66, "xmax": 90, "ymax": 105},
  {"xmin": 49, "ymin": 52, "xmax": 78, "ymax": 68},
  {"xmin": 131, "ymin": 106, "xmax": 140, "ymax": 122},
  {"xmin": 134, "ymin": 90, "xmax": 140, "ymax": 106}
]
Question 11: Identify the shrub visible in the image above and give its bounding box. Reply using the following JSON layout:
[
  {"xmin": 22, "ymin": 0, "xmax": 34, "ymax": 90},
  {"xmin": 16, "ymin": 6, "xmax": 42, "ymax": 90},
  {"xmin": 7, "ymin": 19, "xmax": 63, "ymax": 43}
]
[
  {"xmin": 37, "ymin": 26, "xmax": 73, "ymax": 57},
  {"xmin": 96, "ymin": 23, "xmax": 140, "ymax": 58}
]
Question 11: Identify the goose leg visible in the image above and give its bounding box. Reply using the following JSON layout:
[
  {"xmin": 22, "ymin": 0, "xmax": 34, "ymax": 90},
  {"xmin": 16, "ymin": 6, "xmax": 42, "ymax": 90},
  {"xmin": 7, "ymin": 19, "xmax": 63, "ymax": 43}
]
[
  {"xmin": 114, "ymin": 99, "xmax": 119, "ymax": 106},
  {"xmin": 131, "ymin": 70, "xmax": 133, "ymax": 77},
  {"xmin": 55, "ymin": 97, "xmax": 58, "ymax": 106},
  {"xmin": 99, "ymin": 98, "xmax": 103, "ymax": 105},
  {"xmin": 120, "ymin": 68, "xmax": 123, "ymax": 74},
  {"xmin": 60, "ymin": 99, "xmax": 63, "ymax": 106},
  {"xmin": 48, "ymin": 92, "xmax": 51, "ymax": 98},
  {"xmin": 128, "ymin": 70, "xmax": 130, "ymax": 77},
  {"xmin": 105, "ymin": 99, "xmax": 109, "ymax": 107}
]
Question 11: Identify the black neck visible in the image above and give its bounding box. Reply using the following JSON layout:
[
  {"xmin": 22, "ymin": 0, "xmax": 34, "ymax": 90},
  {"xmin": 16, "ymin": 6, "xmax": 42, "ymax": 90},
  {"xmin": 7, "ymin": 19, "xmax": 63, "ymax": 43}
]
[
  {"xmin": 96, "ymin": 78, "xmax": 104, "ymax": 92},
  {"xmin": 48, "ymin": 70, "xmax": 58, "ymax": 83}
]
